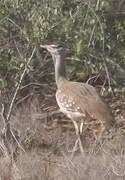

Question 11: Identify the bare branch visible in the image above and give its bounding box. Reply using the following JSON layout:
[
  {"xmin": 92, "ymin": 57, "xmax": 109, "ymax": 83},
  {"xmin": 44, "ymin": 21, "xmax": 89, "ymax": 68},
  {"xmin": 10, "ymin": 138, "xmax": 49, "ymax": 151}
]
[
  {"xmin": 0, "ymin": 48, "xmax": 36, "ymax": 157},
  {"xmin": 7, "ymin": 47, "xmax": 36, "ymax": 122},
  {"xmin": 85, "ymin": 2, "xmax": 105, "ymax": 51}
]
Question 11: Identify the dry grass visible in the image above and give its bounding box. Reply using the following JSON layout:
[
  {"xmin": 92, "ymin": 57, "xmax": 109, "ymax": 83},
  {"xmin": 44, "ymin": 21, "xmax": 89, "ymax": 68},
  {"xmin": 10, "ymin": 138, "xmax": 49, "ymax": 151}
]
[
  {"xmin": 0, "ymin": 97, "xmax": 125, "ymax": 180},
  {"xmin": 1, "ymin": 148, "xmax": 125, "ymax": 180},
  {"xmin": 0, "ymin": 156, "xmax": 11, "ymax": 180}
]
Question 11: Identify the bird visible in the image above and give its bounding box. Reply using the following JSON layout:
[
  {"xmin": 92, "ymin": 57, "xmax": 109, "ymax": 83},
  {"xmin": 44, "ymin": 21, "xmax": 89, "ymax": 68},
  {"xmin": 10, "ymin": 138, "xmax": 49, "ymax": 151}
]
[{"xmin": 40, "ymin": 44, "xmax": 115, "ymax": 154}]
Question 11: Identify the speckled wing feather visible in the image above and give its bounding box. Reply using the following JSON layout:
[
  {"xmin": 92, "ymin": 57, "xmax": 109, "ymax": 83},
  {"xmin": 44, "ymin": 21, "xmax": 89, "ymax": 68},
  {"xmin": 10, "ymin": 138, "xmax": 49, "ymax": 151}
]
[{"xmin": 57, "ymin": 80, "xmax": 115, "ymax": 127}]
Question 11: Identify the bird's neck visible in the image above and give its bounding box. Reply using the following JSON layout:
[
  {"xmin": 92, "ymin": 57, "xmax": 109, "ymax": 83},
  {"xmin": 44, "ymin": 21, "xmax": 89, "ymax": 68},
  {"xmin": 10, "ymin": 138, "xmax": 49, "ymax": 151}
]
[{"xmin": 53, "ymin": 54, "xmax": 67, "ymax": 86}]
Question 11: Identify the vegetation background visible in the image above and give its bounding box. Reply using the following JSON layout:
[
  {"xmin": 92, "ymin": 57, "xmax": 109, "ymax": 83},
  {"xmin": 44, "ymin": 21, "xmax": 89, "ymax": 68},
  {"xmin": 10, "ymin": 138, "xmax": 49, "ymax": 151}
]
[{"xmin": 0, "ymin": 0, "xmax": 125, "ymax": 179}]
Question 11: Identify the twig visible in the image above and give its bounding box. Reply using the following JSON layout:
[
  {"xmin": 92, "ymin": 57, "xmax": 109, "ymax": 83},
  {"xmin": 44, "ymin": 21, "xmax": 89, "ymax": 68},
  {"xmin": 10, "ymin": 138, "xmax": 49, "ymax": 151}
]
[
  {"xmin": 86, "ymin": 75, "xmax": 97, "ymax": 84},
  {"xmin": 88, "ymin": 24, "xmax": 96, "ymax": 48},
  {"xmin": 14, "ymin": 40, "xmax": 23, "ymax": 59},
  {"xmin": 0, "ymin": 47, "xmax": 36, "ymax": 156},
  {"xmin": 7, "ymin": 47, "xmax": 36, "ymax": 122},
  {"xmin": 10, "ymin": 129, "xmax": 25, "ymax": 152},
  {"xmin": 85, "ymin": 2, "xmax": 105, "ymax": 51},
  {"xmin": 1, "ymin": 104, "xmax": 25, "ymax": 153},
  {"xmin": 82, "ymin": 4, "xmax": 89, "ymax": 29},
  {"xmin": 103, "ymin": 62, "xmax": 111, "ymax": 89},
  {"xmin": 16, "ymin": 93, "xmax": 34, "ymax": 105},
  {"xmin": 6, "ymin": 17, "xmax": 21, "ymax": 30},
  {"xmin": 102, "ymin": 55, "xmax": 114, "ymax": 95},
  {"xmin": 20, "ymin": 82, "xmax": 48, "ymax": 90},
  {"xmin": 0, "ymin": 141, "xmax": 9, "ymax": 157},
  {"xmin": 1, "ymin": 103, "xmax": 7, "ymax": 126},
  {"xmin": 100, "ymin": 77, "xmax": 107, "ymax": 96}
]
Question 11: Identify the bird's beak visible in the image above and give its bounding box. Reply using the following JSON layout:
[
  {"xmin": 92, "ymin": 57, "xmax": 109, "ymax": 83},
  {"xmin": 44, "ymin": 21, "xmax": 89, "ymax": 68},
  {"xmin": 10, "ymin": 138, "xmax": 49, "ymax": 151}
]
[
  {"xmin": 40, "ymin": 45, "xmax": 48, "ymax": 48},
  {"xmin": 40, "ymin": 45, "xmax": 55, "ymax": 54},
  {"xmin": 40, "ymin": 45, "xmax": 49, "ymax": 50}
]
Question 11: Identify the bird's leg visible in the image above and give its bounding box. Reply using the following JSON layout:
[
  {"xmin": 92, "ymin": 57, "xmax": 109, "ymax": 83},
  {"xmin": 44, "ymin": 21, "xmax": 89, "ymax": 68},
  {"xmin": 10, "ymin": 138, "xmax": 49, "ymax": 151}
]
[
  {"xmin": 72, "ymin": 120, "xmax": 84, "ymax": 156},
  {"xmin": 80, "ymin": 119, "xmax": 84, "ymax": 135},
  {"xmin": 98, "ymin": 121, "xmax": 106, "ymax": 140},
  {"xmin": 79, "ymin": 119, "xmax": 84, "ymax": 154},
  {"xmin": 71, "ymin": 120, "xmax": 79, "ymax": 156},
  {"xmin": 72, "ymin": 120, "xmax": 79, "ymax": 136},
  {"xmin": 71, "ymin": 138, "xmax": 79, "ymax": 158}
]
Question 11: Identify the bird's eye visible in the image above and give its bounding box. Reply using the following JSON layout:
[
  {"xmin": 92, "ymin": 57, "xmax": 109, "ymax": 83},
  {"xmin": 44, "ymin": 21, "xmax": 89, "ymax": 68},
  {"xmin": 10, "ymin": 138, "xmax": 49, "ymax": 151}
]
[{"xmin": 57, "ymin": 44, "xmax": 63, "ymax": 48}]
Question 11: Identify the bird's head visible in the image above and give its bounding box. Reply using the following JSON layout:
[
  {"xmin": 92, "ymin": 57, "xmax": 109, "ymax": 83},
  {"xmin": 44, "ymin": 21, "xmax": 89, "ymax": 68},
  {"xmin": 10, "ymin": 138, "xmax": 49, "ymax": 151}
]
[
  {"xmin": 41, "ymin": 44, "xmax": 66, "ymax": 65},
  {"xmin": 40, "ymin": 44, "xmax": 64, "ymax": 56},
  {"xmin": 40, "ymin": 44, "xmax": 72, "ymax": 63}
]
